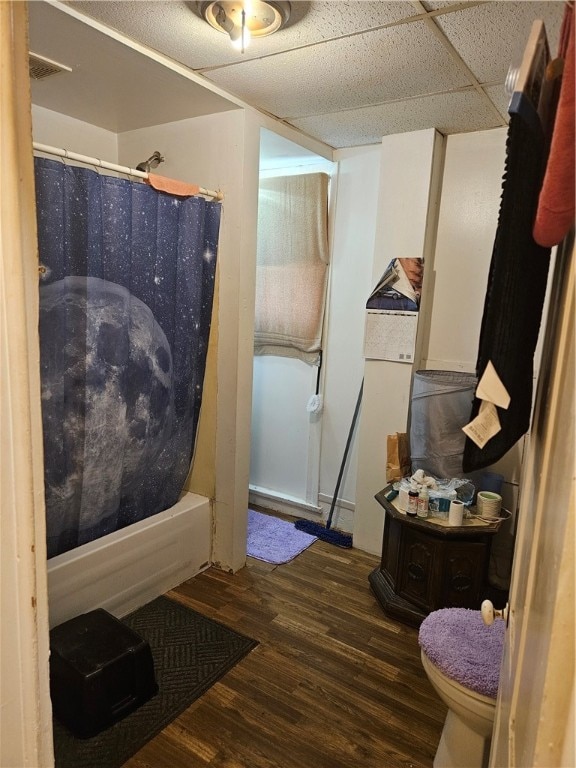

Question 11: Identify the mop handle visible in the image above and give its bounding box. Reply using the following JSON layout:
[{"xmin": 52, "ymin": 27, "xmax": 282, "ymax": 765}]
[
  {"xmin": 315, "ymin": 351, "xmax": 322, "ymax": 395},
  {"xmin": 326, "ymin": 380, "xmax": 364, "ymax": 529}
]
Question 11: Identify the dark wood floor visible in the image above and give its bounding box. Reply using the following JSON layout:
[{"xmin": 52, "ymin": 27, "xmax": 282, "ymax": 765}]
[{"xmin": 125, "ymin": 533, "xmax": 446, "ymax": 768}]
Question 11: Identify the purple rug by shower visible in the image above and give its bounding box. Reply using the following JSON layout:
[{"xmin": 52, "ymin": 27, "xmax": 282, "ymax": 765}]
[{"xmin": 247, "ymin": 509, "xmax": 317, "ymax": 564}]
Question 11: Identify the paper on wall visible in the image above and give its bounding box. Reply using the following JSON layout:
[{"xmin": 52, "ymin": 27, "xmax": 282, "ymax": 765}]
[
  {"xmin": 366, "ymin": 258, "xmax": 423, "ymax": 310},
  {"xmin": 364, "ymin": 310, "xmax": 418, "ymax": 362}
]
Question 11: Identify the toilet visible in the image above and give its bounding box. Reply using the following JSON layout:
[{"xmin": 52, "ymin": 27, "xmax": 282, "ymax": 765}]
[{"xmin": 418, "ymin": 607, "xmax": 505, "ymax": 768}]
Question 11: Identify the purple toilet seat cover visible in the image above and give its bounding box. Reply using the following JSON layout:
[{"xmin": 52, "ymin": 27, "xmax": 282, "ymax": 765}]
[{"xmin": 418, "ymin": 608, "xmax": 505, "ymax": 698}]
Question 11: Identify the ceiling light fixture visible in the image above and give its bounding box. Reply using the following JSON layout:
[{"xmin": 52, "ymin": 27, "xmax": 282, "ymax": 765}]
[{"xmin": 200, "ymin": 1, "xmax": 291, "ymax": 53}]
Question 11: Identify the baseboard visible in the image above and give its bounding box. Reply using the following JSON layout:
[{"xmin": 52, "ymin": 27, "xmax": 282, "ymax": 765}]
[
  {"xmin": 318, "ymin": 493, "xmax": 355, "ymax": 512},
  {"xmin": 249, "ymin": 485, "xmax": 322, "ymax": 517}
]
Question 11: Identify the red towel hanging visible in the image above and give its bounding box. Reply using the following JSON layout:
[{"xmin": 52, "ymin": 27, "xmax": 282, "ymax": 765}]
[{"xmin": 533, "ymin": 2, "xmax": 575, "ymax": 247}]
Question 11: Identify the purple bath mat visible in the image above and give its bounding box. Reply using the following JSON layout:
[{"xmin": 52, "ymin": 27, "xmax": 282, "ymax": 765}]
[{"xmin": 247, "ymin": 509, "xmax": 317, "ymax": 564}]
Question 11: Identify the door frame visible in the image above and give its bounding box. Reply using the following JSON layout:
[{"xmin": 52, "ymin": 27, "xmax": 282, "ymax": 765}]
[
  {"xmin": 490, "ymin": 233, "xmax": 575, "ymax": 766},
  {"xmin": 0, "ymin": 3, "xmax": 54, "ymax": 766}
]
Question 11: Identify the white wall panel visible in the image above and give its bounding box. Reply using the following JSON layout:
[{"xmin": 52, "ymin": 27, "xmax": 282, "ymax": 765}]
[
  {"xmin": 424, "ymin": 127, "xmax": 507, "ymax": 371},
  {"xmin": 250, "ymin": 356, "xmax": 316, "ymax": 502},
  {"xmin": 319, "ymin": 145, "xmax": 381, "ymax": 529},
  {"xmin": 354, "ymin": 129, "xmax": 444, "ymax": 554},
  {"xmin": 118, "ymin": 109, "xmax": 258, "ymax": 572},
  {"xmin": 32, "ymin": 104, "xmax": 118, "ymax": 161}
]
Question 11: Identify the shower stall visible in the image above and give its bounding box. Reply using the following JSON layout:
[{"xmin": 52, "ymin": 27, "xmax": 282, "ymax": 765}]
[{"xmin": 35, "ymin": 155, "xmax": 221, "ymax": 626}]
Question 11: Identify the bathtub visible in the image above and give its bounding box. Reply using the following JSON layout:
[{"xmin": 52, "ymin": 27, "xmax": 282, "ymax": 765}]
[{"xmin": 47, "ymin": 492, "xmax": 212, "ymax": 628}]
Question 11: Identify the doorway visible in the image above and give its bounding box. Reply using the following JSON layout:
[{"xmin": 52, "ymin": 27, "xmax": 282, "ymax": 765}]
[{"xmin": 248, "ymin": 128, "xmax": 336, "ymax": 524}]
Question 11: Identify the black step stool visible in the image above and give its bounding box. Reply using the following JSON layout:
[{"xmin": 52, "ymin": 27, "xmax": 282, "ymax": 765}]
[{"xmin": 50, "ymin": 608, "xmax": 158, "ymax": 738}]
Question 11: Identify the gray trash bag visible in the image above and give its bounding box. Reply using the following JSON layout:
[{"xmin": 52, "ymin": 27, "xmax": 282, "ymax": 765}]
[{"xmin": 410, "ymin": 370, "xmax": 477, "ymax": 479}]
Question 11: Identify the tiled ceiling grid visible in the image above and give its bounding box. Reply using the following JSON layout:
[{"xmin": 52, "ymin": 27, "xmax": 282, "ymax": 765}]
[{"xmin": 69, "ymin": 0, "xmax": 565, "ymax": 148}]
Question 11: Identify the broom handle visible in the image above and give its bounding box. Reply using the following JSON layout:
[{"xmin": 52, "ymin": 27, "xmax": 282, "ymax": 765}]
[{"xmin": 326, "ymin": 380, "xmax": 364, "ymax": 529}]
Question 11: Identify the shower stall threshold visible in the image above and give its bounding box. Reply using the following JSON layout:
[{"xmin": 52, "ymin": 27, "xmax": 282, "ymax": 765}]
[{"xmin": 47, "ymin": 492, "xmax": 211, "ymax": 628}]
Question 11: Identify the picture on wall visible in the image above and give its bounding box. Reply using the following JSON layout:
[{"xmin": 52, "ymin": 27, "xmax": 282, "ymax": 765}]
[
  {"xmin": 364, "ymin": 258, "xmax": 423, "ymax": 363},
  {"xmin": 366, "ymin": 257, "xmax": 424, "ymax": 312}
]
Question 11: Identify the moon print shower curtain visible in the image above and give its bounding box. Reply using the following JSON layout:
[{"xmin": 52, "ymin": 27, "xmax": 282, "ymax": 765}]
[{"xmin": 35, "ymin": 157, "xmax": 221, "ymax": 558}]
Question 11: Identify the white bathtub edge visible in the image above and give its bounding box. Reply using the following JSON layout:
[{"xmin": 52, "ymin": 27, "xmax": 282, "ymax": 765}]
[{"xmin": 47, "ymin": 492, "xmax": 212, "ymax": 627}]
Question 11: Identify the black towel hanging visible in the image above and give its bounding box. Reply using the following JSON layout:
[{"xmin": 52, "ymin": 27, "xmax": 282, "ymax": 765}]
[{"xmin": 463, "ymin": 21, "xmax": 556, "ymax": 472}]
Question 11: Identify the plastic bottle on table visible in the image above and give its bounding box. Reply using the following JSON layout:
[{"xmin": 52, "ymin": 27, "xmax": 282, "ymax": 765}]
[
  {"xmin": 407, "ymin": 490, "xmax": 419, "ymax": 516},
  {"xmin": 417, "ymin": 488, "xmax": 429, "ymax": 518}
]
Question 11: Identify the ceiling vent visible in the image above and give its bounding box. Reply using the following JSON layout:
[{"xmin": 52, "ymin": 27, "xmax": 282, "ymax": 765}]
[{"xmin": 29, "ymin": 52, "xmax": 72, "ymax": 80}]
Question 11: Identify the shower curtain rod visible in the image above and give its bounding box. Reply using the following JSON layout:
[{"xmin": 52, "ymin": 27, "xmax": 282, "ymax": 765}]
[{"xmin": 33, "ymin": 142, "xmax": 224, "ymax": 201}]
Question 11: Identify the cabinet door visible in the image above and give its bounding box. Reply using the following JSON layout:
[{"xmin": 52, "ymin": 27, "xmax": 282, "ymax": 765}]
[
  {"xmin": 441, "ymin": 542, "xmax": 487, "ymax": 608},
  {"xmin": 398, "ymin": 529, "xmax": 438, "ymax": 610},
  {"xmin": 381, "ymin": 516, "xmax": 402, "ymax": 589}
]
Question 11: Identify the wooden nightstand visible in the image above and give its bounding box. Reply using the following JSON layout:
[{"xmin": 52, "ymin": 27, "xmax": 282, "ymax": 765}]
[{"xmin": 369, "ymin": 486, "xmax": 502, "ymax": 627}]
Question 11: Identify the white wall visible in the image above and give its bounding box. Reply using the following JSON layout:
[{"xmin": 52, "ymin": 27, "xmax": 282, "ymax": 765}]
[
  {"xmin": 32, "ymin": 104, "xmax": 118, "ymax": 161},
  {"xmin": 117, "ymin": 110, "xmax": 244, "ymax": 197},
  {"xmin": 118, "ymin": 108, "xmax": 259, "ymax": 572},
  {"xmin": 319, "ymin": 145, "xmax": 382, "ymax": 529},
  {"xmin": 424, "ymin": 128, "xmax": 507, "ymax": 372},
  {"xmin": 354, "ymin": 130, "xmax": 445, "ymax": 553},
  {"xmin": 250, "ymin": 355, "xmax": 317, "ymax": 506}
]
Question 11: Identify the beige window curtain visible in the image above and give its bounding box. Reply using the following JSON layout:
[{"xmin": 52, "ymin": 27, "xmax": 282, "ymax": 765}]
[{"xmin": 254, "ymin": 172, "xmax": 329, "ymax": 363}]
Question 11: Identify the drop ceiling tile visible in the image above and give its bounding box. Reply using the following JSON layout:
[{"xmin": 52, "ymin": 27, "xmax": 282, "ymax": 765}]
[
  {"xmin": 421, "ymin": 1, "xmax": 481, "ymax": 10},
  {"xmin": 68, "ymin": 1, "xmax": 232, "ymax": 68},
  {"xmin": 434, "ymin": 1, "xmax": 565, "ymax": 84},
  {"xmin": 282, "ymin": 1, "xmax": 421, "ymax": 37},
  {"xmin": 289, "ymin": 89, "xmax": 504, "ymax": 148},
  {"xmin": 204, "ymin": 21, "xmax": 473, "ymax": 118},
  {"xmin": 484, "ymin": 84, "xmax": 510, "ymax": 122},
  {"xmin": 69, "ymin": 1, "xmax": 418, "ymax": 70}
]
